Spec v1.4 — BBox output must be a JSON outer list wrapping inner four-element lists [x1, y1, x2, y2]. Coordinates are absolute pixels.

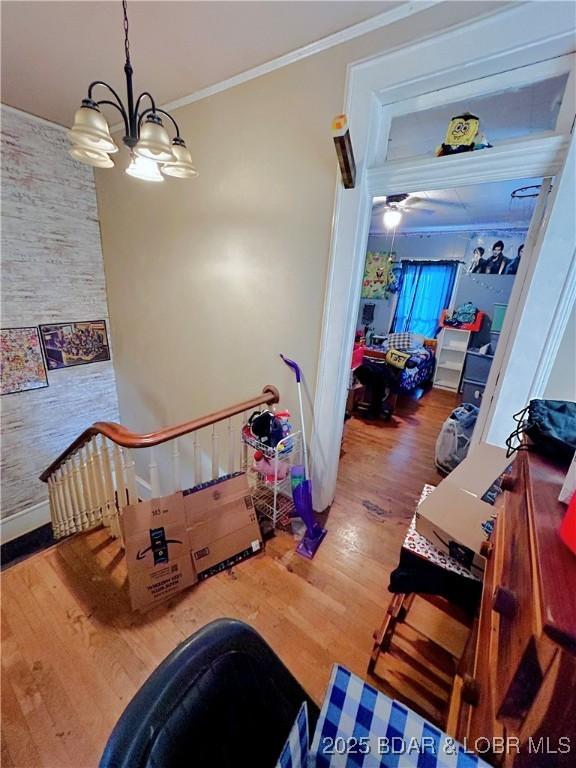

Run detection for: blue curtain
[[391, 262, 457, 336]]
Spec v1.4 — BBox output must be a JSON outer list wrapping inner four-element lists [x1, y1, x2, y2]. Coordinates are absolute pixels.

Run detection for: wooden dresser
[[451, 449, 576, 766]]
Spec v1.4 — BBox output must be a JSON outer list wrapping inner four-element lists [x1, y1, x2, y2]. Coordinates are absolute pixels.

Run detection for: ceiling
[[370, 178, 543, 234], [1, 0, 400, 127]]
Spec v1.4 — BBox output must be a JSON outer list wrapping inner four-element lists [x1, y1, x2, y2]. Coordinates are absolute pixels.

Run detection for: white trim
[[311, 1, 576, 512], [109, 1, 440, 133], [367, 134, 569, 195], [0, 102, 67, 132], [382, 54, 575, 116], [1, 499, 50, 543]]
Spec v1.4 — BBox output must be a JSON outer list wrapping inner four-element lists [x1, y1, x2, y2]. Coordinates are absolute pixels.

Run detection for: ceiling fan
[[372, 193, 462, 229]]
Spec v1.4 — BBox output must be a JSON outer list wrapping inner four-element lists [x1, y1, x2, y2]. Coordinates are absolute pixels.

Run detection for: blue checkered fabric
[[387, 332, 413, 351], [310, 665, 490, 768], [276, 701, 309, 768]]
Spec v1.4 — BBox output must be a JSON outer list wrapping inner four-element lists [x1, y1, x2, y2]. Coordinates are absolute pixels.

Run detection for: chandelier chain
[[123, 0, 131, 65]]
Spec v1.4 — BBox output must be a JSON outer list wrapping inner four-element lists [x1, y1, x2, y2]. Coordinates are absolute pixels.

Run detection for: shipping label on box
[[184, 474, 262, 579], [122, 492, 197, 611]]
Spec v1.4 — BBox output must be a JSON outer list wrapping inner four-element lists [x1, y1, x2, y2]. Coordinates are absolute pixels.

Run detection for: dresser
[[449, 449, 576, 766]]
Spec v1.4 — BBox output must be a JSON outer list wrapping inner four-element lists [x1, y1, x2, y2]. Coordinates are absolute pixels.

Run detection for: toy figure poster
[[1, 327, 49, 395], [361, 251, 398, 299], [40, 320, 110, 370]]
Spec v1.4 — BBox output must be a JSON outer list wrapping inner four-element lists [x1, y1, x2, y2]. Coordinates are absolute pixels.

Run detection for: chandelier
[[68, 0, 197, 182]]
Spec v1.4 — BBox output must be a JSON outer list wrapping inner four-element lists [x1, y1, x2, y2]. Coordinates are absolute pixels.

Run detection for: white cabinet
[[433, 327, 471, 392]]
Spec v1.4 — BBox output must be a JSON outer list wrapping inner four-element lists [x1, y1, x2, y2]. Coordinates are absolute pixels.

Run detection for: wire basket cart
[[241, 426, 302, 529]]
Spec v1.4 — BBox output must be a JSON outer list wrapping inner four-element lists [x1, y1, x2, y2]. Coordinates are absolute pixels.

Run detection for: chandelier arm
[[134, 91, 157, 119], [138, 106, 181, 139], [96, 100, 130, 136], [88, 80, 127, 110]]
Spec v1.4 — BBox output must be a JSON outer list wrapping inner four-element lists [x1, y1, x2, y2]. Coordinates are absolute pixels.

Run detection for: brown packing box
[[415, 443, 514, 573], [122, 492, 198, 611], [184, 474, 262, 579]]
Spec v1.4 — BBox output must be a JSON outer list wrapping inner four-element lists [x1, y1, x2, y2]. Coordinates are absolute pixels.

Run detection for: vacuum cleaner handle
[[280, 354, 301, 383]]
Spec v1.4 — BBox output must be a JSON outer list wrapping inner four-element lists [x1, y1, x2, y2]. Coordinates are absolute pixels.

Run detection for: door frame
[[311, 3, 576, 511]]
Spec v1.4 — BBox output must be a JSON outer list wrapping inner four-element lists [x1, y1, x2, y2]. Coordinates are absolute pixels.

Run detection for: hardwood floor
[[1, 389, 459, 768]]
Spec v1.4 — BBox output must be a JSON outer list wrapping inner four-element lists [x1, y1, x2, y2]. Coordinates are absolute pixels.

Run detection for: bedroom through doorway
[[342, 176, 543, 519]]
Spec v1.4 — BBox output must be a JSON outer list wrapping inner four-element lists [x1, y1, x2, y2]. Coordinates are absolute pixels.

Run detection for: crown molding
[[109, 1, 440, 133]]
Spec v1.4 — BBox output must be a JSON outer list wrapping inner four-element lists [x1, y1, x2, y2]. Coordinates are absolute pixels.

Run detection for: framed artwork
[[1, 326, 49, 395], [39, 320, 111, 370]]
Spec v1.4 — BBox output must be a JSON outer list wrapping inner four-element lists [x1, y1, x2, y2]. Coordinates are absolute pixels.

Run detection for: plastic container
[[463, 350, 493, 384], [461, 378, 485, 404]]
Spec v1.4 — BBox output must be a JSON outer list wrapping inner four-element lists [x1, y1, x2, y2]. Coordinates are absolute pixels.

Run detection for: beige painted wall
[[95, 2, 507, 482]]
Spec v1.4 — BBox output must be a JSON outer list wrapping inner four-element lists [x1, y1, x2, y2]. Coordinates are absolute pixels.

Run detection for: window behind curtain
[[391, 261, 458, 337]]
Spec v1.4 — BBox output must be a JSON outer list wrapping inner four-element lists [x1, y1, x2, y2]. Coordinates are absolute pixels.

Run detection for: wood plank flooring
[[1, 388, 459, 768]]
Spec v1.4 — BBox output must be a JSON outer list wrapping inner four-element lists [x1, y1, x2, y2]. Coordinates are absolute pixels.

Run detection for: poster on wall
[[361, 251, 399, 299], [39, 320, 110, 370], [1, 327, 49, 395]]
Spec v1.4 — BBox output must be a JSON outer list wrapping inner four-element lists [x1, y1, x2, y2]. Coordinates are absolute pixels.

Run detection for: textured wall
[[1, 106, 119, 521]]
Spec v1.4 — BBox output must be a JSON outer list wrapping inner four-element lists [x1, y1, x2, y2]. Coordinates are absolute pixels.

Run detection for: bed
[[358, 332, 436, 394]]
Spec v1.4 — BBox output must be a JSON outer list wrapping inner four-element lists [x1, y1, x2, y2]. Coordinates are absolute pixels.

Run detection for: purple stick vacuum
[[280, 354, 327, 559]]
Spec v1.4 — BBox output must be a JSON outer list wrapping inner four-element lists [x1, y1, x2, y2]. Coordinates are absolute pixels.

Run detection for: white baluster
[[241, 410, 248, 472], [171, 440, 181, 492], [60, 465, 77, 534], [227, 418, 235, 474], [47, 476, 62, 539], [54, 469, 68, 537], [100, 437, 116, 524], [71, 454, 90, 531], [112, 443, 127, 508], [81, 443, 98, 527], [149, 446, 160, 498], [193, 432, 201, 486], [211, 425, 218, 480], [90, 437, 106, 525], [64, 458, 82, 532], [123, 449, 138, 505]]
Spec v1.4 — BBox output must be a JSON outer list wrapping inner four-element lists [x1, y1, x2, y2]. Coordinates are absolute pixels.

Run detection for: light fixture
[[68, 0, 197, 182], [383, 208, 402, 230], [126, 154, 164, 182], [161, 138, 199, 179]]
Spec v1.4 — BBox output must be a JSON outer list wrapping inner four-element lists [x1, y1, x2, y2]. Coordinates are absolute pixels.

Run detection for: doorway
[[344, 178, 542, 506], [311, 12, 575, 511]]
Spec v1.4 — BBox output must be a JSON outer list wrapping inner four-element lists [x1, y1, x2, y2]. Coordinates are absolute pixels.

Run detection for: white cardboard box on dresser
[[415, 443, 513, 574]]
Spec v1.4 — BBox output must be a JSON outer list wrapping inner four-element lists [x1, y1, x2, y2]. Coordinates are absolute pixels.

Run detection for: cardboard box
[[415, 443, 513, 574], [122, 492, 198, 611], [184, 474, 262, 580]]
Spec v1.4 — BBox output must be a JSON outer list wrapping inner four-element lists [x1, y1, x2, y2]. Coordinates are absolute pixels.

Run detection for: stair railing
[[40, 386, 279, 541]]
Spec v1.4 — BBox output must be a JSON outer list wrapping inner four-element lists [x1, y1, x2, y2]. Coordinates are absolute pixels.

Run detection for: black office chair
[[100, 618, 320, 768]]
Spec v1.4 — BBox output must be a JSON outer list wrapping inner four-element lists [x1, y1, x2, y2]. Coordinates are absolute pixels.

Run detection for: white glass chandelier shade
[[161, 139, 199, 179], [126, 154, 164, 182], [68, 104, 118, 154], [383, 208, 402, 230], [69, 144, 115, 168], [134, 115, 175, 162]]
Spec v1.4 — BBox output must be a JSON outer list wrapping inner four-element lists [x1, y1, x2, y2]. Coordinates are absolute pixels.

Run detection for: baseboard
[[1, 499, 51, 543]]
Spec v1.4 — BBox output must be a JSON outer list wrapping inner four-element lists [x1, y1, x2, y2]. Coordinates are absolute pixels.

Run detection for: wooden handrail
[[40, 385, 280, 482]]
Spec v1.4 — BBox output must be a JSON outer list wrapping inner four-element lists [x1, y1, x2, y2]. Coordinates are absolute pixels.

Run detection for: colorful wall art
[[1, 327, 49, 395], [40, 320, 111, 370], [361, 251, 399, 299]]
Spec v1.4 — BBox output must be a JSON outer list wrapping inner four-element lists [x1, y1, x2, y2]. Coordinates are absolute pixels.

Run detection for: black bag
[[506, 399, 576, 462]]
